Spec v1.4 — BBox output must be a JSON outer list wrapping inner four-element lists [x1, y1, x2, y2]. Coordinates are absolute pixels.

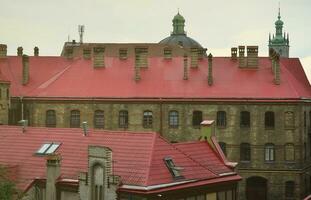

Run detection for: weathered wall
[[0, 83, 10, 124]]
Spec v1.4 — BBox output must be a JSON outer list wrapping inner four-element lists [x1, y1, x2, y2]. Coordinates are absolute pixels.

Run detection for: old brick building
[[0, 12, 310, 199]]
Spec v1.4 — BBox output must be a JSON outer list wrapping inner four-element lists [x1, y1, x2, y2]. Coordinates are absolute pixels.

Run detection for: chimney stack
[[134, 56, 141, 81], [46, 154, 61, 200], [238, 46, 246, 68], [208, 53, 213, 86], [200, 120, 215, 148], [269, 48, 281, 85], [64, 46, 73, 59], [183, 54, 188, 80], [190, 48, 198, 68], [22, 55, 29, 85], [246, 46, 258, 67], [0, 44, 7, 58], [34, 46, 39, 56], [17, 47, 23, 56], [231, 47, 237, 60], [93, 47, 105, 68]]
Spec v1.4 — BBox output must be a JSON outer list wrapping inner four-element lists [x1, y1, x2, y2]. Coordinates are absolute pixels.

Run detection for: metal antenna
[[78, 25, 85, 44]]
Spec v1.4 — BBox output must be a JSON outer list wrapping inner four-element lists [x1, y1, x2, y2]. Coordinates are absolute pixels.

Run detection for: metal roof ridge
[[144, 133, 158, 186]]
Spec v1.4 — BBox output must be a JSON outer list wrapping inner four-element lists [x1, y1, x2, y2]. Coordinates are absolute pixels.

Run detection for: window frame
[[265, 143, 275, 162], [70, 110, 80, 128], [217, 111, 227, 128], [94, 110, 105, 129], [143, 110, 153, 128], [168, 110, 179, 128], [284, 143, 295, 162], [46, 110, 56, 128], [119, 110, 129, 128]]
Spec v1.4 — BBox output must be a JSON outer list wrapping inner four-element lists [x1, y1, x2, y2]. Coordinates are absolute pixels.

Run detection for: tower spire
[[278, 2, 281, 19]]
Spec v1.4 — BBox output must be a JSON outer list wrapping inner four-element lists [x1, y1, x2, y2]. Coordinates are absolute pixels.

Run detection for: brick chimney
[[238, 46, 246, 68], [200, 120, 215, 148], [183, 54, 188, 80], [208, 53, 213, 86], [231, 47, 237, 60], [46, 154, 61, 200], [22, 55, 29, 85], [93, 47, 105, 68], [83, 48, 91, 60], [0, 44, 7, 58], [34, 46, 39, 56], [246, 46, 258, 67], [190, 48, 198, 68], [64, 46, 73, 59], [17, 47, 23, 56]]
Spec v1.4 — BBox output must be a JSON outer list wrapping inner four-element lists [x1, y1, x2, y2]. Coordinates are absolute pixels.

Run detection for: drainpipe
[[20, 96, 24, 120]]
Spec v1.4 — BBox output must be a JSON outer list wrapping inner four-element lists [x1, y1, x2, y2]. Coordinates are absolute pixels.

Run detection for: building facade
[[0, 12, 311, 200]]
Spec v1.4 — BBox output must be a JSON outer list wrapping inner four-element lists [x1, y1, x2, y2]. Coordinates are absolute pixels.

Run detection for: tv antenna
[[78, 25, 85, 44]]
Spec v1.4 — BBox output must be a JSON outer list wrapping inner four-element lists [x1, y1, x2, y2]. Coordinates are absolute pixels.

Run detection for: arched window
[[265, 143, 275, 161], [143, 110, 153, 128], [219, 142, 227, 156], [216, 111, 227, 127], [70, 110, 80, 128], [92, 164, 105, 200], [46, 110, 56, 127], [168, 110, 179, 128], [94, 110, 104, 129], [119, 110, 128, 128], [240, 143, 251, 161], [285, 181, 295, 198], [265, 111, 275, 129], [284, 111, 295, 128], [240, 111, 250, 128], [285, 143, 295, 161], [192, 111, 202, 128]]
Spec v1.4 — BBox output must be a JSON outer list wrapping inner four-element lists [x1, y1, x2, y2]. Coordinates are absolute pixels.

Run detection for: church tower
[[268, 6, 290, 57]]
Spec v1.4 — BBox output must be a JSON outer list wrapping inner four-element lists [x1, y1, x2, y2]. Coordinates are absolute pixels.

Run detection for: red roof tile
[[0, 56, 310, 100], [0, 126, 238, 192]]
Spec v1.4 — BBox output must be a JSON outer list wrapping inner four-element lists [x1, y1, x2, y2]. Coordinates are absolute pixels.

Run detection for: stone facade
[[0, 82, 10, 124], [9, 99, 310, 199]]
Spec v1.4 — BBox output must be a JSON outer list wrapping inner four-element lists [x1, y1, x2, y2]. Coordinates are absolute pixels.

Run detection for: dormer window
[[163, 157, 183, 179], [164, 48, 172, 59], [119, 49, 127, 60], [36, 142, 60, 155]]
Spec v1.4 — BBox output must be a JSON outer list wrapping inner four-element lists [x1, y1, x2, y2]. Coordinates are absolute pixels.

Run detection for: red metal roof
[[0, 56, 310, 100], [0, 126, 237, 192]]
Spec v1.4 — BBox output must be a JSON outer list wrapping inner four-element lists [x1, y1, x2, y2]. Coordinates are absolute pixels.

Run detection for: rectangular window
[[169, 111, 179, 128], [135, 47, 148, 67], [143, 111, 153, 128], [119, 110, 128, 128], [265, 144, 275, 161], [192, 111, 202, 128], [94, 110, 105, 129], [217, 111, 227, 127], [36, 143, 60, 155], [240, 111, 250, 128], [164, 48, 172, 59], [70, 110, 80, 128]]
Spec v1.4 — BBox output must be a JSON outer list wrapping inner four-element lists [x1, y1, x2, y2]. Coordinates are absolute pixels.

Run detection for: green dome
[[173, 13, 185, 22], [275, 19, 283, 26]]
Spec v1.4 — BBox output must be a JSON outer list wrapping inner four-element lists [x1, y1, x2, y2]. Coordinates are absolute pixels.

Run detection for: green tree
[[0, 165, 16, 200]]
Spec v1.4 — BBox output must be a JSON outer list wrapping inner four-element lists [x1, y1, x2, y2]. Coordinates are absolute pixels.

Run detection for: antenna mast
[[78, 25, 85, 44]]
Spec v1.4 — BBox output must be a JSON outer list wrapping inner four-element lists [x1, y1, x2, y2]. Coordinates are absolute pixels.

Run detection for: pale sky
[[1, 0, 311, 81]]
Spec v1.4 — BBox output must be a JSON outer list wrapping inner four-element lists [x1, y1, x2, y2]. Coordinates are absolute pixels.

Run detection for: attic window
[[164, 48, 172, 59], [36, 143, 60, 155], [119, 49, 127, 60], [163, 157, 184, 179]]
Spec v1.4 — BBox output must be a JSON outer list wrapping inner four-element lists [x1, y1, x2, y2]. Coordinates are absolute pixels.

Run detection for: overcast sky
[[1, 0, 311, 81]]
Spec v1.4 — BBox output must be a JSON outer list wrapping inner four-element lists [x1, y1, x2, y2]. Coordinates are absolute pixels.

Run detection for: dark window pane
[[265, 143, 275, 161], [265, 111, 275, 128], [240, 143, 251, 161], [119, 110, 128, 128], [46, 110, 56, 127], [240, 111, 250, 128], [192, 111, 202, 127]]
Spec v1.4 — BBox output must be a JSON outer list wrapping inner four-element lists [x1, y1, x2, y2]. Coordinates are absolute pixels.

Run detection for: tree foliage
[[0, 165, 16, 200]]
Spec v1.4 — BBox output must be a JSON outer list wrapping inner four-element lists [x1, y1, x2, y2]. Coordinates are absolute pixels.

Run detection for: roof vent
[[18, 119, 28, 133], [81, 121, 88, 136]]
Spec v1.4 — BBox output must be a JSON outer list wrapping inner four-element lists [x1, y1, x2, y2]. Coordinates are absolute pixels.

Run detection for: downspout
[[20, 96, 24, 120]]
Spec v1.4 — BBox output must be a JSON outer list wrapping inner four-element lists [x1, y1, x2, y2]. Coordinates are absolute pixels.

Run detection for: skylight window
[[163, 157, 184, 179], [36, 143, 60, 155]]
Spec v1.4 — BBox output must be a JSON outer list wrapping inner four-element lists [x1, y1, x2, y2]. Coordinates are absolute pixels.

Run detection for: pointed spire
[[278, 2, 281, 20]]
